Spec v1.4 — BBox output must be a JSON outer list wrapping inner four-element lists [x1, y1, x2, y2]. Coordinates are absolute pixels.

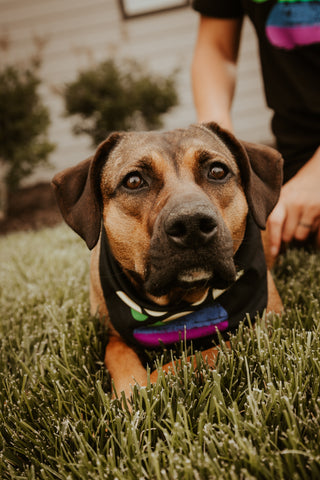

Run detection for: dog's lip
[[177, 269, 212, 283]]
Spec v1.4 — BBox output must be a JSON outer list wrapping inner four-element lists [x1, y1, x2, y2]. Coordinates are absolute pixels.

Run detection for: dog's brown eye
[[208, 162, 229, 181], [123, 173, 144, 190]]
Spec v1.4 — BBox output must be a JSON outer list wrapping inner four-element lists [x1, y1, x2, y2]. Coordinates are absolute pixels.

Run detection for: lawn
[[0, 225, 320, 479]]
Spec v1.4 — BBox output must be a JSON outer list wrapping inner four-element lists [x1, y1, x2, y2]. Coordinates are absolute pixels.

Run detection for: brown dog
[[52, 122, 283, 398]]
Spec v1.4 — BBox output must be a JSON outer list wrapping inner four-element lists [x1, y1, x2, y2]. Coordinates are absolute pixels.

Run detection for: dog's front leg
[[149, 341, 231, 383], [105, 334, 148, 399]]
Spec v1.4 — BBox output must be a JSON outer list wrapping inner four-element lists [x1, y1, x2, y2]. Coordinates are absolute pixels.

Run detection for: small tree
[[63, 58, 179, 146], [0, 63, 55, 191]]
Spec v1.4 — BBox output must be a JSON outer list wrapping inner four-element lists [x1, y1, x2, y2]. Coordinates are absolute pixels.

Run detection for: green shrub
[[0, 63, 55, 189], [63, 58, 179, 146]]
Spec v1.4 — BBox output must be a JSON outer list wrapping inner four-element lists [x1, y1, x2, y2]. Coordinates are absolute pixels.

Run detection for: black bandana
[[99, 214, 267, 349]]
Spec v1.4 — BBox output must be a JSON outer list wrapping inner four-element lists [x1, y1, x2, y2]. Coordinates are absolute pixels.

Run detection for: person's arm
[[191, 15, 243, 130]]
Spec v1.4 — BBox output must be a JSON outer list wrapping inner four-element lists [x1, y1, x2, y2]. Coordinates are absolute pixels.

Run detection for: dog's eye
[[123, 172, 145, 190], [208, 162, 229, 181]]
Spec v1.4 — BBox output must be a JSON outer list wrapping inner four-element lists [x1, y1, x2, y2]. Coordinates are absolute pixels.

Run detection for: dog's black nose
[[165, 209, 217, 248]]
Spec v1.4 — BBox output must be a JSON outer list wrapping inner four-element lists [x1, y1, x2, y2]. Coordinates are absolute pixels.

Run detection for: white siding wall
[[0, 0, 273, 184]]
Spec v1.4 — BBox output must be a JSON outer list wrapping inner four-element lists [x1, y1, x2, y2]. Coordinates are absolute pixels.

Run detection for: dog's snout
[[165, 209, 217, 248]]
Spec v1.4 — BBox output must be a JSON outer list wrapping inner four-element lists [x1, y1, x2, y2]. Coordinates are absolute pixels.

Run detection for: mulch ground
[[0, 182, 63, 235]]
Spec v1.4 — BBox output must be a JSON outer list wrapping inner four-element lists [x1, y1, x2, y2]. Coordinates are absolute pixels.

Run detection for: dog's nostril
[[167, 220, 187, 238], [199, 217, 216, 234]]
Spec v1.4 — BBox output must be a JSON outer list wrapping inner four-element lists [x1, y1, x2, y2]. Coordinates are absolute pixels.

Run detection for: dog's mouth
[[172, 268, 214, 293], [143, 250, 237, 297]]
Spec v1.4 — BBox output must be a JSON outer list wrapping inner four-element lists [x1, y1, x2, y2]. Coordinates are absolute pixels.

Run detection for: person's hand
[[267, 147, 320, 258]]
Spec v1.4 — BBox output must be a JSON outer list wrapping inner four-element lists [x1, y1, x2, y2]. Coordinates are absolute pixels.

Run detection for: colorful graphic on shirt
[[257, 0, 320, 50]]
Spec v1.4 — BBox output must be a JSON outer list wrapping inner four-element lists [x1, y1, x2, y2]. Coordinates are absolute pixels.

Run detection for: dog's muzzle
[[144, 196, 237, 296]]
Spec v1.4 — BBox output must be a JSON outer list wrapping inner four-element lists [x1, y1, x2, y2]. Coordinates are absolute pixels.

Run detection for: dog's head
[[52, 123, 283, 299]]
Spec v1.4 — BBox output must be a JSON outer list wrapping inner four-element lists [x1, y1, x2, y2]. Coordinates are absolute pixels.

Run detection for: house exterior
[[0, 0, 273, 184]]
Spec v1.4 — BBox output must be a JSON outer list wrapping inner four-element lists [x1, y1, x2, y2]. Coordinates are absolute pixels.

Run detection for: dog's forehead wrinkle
[[119, 129, 202, 161], [118, 130, 178, 153], [107, 140, 182, 182], [183, 145, 236, 166], [190, 124, 234, 153], [194, 138, 232, 159]]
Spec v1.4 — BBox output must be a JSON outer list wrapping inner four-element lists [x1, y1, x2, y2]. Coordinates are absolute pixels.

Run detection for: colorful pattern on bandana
[[132, 304, 229, 347], [252, 0, 320, 50], [114, 288, 230, 347]]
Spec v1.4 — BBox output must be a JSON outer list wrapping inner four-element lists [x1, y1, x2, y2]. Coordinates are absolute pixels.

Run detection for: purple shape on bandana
[[134, 320, 229, 348], [133, 303, 229, 347]]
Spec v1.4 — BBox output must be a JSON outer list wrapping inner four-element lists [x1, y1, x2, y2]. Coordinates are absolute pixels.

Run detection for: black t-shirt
[[192, 0, 320, 182], [99, 214, 267, 350]]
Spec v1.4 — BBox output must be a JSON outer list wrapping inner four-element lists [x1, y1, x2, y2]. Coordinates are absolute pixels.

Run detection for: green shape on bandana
[[131, 308, 148, 321]]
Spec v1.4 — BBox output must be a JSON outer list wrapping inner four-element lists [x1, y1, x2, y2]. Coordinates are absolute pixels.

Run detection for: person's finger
[[267, 201, 287, 257], [281, 206, 301, 243], [294, 219, 314, 241]]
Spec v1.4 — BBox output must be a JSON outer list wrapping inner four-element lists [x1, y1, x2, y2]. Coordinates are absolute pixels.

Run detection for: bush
[[0, 63, 55, 190], [63, 58, 179, 146]]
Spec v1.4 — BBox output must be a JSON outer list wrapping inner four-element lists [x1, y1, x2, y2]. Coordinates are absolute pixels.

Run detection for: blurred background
[[0, 0, 273, 230]]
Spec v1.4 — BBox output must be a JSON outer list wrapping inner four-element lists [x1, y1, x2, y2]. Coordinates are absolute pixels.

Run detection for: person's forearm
[[191, 16, 242, 131], [192, 41, 236, 129]]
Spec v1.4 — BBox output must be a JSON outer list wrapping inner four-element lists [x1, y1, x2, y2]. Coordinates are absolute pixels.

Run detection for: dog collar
[[99, 214, 268, 348]]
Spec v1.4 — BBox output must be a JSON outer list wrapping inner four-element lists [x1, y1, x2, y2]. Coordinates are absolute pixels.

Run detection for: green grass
[[1, 225, 320, 479]]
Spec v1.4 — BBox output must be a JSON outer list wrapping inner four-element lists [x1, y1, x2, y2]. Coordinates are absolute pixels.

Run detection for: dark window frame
[[118, 0, 190, 19]]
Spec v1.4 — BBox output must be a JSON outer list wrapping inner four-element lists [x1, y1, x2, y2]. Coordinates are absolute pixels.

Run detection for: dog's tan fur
[[53, 123, 283, 399]]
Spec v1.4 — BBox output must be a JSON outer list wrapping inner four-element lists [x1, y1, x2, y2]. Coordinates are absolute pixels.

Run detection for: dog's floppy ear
[[52, 132, 122, 249], [239, 139, 283, 229], [202, 122, 283, 229]]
